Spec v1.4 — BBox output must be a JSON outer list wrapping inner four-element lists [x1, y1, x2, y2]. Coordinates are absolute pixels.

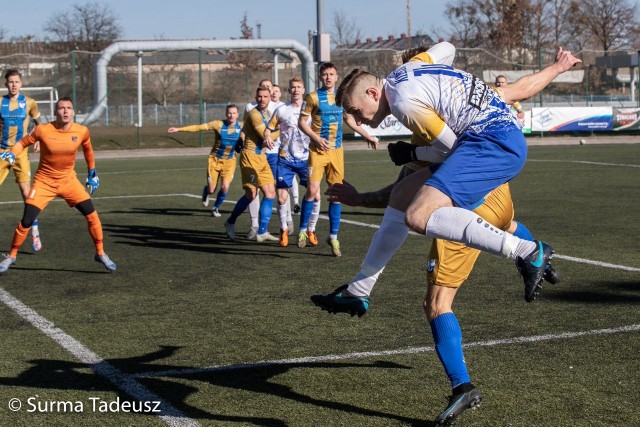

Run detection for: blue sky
[[13, 0, 448, 45]]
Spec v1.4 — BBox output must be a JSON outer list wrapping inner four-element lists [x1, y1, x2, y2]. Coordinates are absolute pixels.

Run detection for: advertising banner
[[356, 115, 412, 138], [531, 107, 612, 131], [612, 107, 640, 131]]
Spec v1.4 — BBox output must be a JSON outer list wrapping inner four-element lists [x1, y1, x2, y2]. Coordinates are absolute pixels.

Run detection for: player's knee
[[405, 206, 428, 234]]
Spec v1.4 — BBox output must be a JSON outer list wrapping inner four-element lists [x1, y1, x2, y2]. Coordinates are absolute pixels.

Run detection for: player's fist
[[86, 169, 100, 195], [387, 141, 417, 166], [0, 151, 15, 165]]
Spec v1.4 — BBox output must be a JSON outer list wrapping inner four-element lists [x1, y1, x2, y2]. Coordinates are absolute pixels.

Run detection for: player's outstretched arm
[[502, 47, 582, 104], [344, 113, 378, 150]]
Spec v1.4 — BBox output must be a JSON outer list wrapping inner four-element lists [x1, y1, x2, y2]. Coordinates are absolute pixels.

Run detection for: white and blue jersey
[[384, 62, 527, 210], [268, 102, 311, 188]]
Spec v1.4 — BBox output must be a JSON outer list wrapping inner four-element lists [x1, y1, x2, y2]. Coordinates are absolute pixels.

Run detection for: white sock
[[278, 203, 288, 231], [248, 195, 260, 229], [347, 207, 409, 297], [425, 207, 536, 259], [308, 199, 321, 231], [291, 178, 299, 205], [286, 196, 293, 223]]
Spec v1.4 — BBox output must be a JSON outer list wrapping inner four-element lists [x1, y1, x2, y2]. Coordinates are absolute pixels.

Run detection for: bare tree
[[577, 0, 639, 52], [0, 26, 7, 41], [44, 1, 122, 108], [331, 10, 363, 47]]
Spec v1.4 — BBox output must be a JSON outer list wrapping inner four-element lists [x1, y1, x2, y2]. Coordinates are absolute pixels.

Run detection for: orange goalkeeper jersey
[[13, 122, 95, 181]]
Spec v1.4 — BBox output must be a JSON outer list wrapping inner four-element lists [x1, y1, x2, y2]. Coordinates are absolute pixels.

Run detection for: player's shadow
[[102, 223, 292, 258], [546, 280, 640, 304], [108, 207, 206, 217], [0, 345, 433, 426]]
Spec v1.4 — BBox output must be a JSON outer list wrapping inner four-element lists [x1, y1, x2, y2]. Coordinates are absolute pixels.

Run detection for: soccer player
[[168, 104, 243, 217], [311, 46, 578, 424], [264, 77, 321, 247], [297, 62, 378, 256], [495, 75, 525, 122], [224, 86, 279, 243], [0, 97, 116, 273], [1, 69, 44, 252]]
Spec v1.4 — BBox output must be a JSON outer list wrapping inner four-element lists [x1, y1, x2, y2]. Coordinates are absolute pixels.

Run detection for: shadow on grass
[[108, 207, 205, 217], [102, 223, 335, 259], [0, 345, 433, 426], [546, 280, 640, 304]]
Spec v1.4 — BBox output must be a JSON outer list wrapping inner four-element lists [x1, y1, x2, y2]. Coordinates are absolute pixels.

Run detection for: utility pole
[[407, 0, 411, 49]]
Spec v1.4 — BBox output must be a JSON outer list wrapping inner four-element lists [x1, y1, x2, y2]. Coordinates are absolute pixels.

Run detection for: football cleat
[[246, 228, 258, 241], [0, 255, 16, 273], [32, 235, 42, 252], [279, 229, 289, 247], [544, 262, 560, 285], [307, 231, 318, 246], [224, 220, 236, 241], [297, 231, 308, 248], [328, 237, 341, 257], [211, 208, 221, 218], [435, 386, 482, 426], [256, 232, 278, 243], [94, 253, 116, 271], [201, 185, 210, 207], [311, 284, 369, 317], [516, 240, 554, 302], [293, 204, 301, 214]]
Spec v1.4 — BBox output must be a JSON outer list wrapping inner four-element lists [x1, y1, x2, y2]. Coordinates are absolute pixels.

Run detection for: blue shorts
[[266, 153, 278, 178], [427, 129, 527, 210], [276, 158, 308, 189]]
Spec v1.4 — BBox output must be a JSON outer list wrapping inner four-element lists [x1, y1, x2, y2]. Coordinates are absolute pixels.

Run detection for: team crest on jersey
[[18, 101, 26, 109], [71, 136, 78, 142], [427, 258, 436, 273]]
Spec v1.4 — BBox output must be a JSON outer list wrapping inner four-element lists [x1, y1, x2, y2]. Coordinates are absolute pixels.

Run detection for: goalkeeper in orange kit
[[0, 97, 116, 273]]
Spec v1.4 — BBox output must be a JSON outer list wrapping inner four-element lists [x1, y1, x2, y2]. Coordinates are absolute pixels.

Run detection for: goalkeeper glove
[[387, 141, 417, 166], [0, 151, 16, 165], [86, 169, 100, 195]]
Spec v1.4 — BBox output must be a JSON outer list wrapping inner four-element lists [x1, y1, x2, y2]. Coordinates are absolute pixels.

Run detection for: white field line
[[528, 159, 640, 168], [134, 323, 640, 379], [0, 288, 199, 427]]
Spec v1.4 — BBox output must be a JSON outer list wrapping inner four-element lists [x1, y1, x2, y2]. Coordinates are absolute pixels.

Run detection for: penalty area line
[[134, 323, 640, 379], [0, 288, 199, 427]]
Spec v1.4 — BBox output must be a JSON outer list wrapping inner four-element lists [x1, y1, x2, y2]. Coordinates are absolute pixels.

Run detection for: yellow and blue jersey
[[175, 120, 242, 159], [301, 88, 343, 149], [0, 94, 40, 149], [242, 107, 278, 155]]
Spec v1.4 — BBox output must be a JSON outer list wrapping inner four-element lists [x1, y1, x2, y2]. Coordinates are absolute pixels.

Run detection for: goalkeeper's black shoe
[[387, 140, 417, 165], [516, 240, 554, 302], [544, 262, 561, 285], [311, 284, 369, 317], [435, 385, 482, 426]]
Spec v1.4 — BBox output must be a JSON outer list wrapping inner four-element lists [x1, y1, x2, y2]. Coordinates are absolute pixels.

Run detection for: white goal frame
[[0, 86, 59, 122]]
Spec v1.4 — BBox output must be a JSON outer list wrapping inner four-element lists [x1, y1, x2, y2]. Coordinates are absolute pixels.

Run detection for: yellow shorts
[[26, 174, 91, 211], [239, 151, 274, 190], [207, 155, 236, 184], [307, 146, 344, 186], [427, 182, 515, 288], [0, 148, 31, 185]]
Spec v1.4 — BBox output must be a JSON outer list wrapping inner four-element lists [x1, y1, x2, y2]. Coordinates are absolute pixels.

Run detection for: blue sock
[[227, 195, 251, 224], [257, 197, 275, 235], [213, 191, 227, 209], [512, 221, 534, 241], [299, 198, 314, 230], [328, 202, 341, 237], [430, 312, 471, 389]]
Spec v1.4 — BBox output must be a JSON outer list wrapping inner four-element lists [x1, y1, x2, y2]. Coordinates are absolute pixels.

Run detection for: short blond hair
[[336, 69, 378, 108]]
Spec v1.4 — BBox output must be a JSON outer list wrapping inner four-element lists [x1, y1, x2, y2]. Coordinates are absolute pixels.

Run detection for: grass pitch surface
[[0, 143, 638, 426]]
